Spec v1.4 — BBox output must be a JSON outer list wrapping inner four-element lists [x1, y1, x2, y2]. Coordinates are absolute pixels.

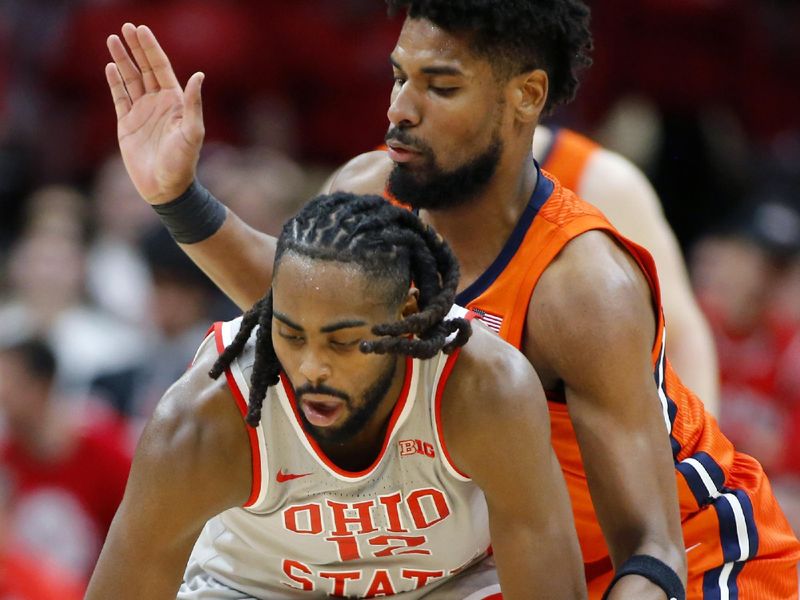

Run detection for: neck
[[421, 152, 538, 292]]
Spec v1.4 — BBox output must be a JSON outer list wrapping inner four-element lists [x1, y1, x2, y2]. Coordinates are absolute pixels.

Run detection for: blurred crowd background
[[0, 0, 799, 595]]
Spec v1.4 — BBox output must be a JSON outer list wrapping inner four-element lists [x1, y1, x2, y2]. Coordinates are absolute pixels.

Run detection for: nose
[[298, 350, 331, 386], [387, 82, 421, 129]]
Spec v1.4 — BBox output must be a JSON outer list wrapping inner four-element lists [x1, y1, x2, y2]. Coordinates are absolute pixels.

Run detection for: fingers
[[182, 72, 206, 145], [106, 32, 145, 101], [136, 25, 181, 91], [105, 63, 132, 120], [121, 22, 159, 93]]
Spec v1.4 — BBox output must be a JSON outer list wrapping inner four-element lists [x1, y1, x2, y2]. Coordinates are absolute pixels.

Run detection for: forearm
[[492, 519, 586, 599], [177, 210, 276, 309], [86, 527, 191, 600], [569, 401, 686, 595]]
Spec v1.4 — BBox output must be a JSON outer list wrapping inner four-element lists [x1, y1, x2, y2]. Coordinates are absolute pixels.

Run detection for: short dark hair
[[210, 192, 472, 427], [387, 0, 593, 113], [1, 338, 57, 382]]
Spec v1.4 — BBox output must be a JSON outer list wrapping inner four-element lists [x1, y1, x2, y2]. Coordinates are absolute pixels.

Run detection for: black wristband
[[601, 555, 685, 600], [152, 180, 227, 244]]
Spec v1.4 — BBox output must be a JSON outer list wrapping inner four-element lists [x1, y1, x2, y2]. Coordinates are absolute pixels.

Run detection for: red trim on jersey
[[279, 355, 414, 479], [188, 325, 217, 368], [434, 311, 477, 480], [213, 322, 262, 508]]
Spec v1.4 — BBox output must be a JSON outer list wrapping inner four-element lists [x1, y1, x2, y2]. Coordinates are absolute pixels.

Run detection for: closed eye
[[330, 339, 361, 350], [430, 86, 458, 97], [279, 332, 304, 343]]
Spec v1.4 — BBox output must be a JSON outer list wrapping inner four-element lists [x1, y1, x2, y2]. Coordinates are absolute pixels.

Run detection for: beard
[[386, 127, 503, 210], [295, 357, 398, 445]]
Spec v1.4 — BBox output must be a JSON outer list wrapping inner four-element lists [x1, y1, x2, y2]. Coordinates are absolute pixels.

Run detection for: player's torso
[[187, 312, 490, 598], [456, 162, 760, 563]]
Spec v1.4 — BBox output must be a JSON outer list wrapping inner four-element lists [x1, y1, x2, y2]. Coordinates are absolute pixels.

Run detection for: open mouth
[[301, 397, 346, 427]]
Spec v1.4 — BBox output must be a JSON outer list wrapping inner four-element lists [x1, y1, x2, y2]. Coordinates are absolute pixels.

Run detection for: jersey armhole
[[212, 321, 265, 508], [433, 310, 476, 481]]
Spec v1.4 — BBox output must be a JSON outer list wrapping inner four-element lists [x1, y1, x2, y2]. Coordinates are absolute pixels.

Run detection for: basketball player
[[85, 193, 586, 599], [103, 1, 800, 598]]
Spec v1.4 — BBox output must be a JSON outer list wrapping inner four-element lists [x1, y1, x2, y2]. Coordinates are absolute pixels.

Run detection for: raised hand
[[105, 23, 205, 205]]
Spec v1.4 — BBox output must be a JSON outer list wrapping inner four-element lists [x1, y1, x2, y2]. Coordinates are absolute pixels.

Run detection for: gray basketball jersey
[[183, 306, 491, 598]]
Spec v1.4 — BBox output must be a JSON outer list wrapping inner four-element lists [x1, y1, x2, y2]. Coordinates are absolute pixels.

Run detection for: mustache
[[295, 383, 351, 403], [384, 127, 431, 154]]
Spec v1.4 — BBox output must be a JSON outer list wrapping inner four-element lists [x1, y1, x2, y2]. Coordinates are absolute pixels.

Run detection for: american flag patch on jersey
[[470, 307, 504, 333]]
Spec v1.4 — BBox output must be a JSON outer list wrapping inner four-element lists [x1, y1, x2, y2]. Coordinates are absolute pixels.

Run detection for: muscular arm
[[85, 340, 252, 599], [579, 150, 719, 414], [527, 232, 687, 599], [443, 327, 587, 599]]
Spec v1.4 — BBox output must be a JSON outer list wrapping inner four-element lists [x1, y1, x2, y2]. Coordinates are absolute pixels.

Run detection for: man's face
[[271, 253, 405, 444], [385, 18, 509, 209]]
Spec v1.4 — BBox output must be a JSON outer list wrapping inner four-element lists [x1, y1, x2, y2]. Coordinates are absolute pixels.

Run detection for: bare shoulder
[[441, 323, 547, 433], [528, 231, 656, 376], [534, 231, 652, 324], [439, 321, 555, 487], [325, 150, 393, 195], [135, 334, 252, 511]]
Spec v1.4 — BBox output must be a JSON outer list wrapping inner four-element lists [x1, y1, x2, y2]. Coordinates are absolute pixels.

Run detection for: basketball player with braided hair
[[87, 193, 586, 599]]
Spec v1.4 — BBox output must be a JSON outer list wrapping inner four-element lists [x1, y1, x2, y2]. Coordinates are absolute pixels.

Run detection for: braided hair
[[209, 192, 472, 427]]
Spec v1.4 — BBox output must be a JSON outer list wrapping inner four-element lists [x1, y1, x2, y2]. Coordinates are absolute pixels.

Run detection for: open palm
[[106, 24, 205, 205]]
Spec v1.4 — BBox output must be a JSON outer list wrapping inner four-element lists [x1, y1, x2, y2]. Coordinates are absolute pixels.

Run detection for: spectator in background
[[86, 154, 158, 326], [92, 226, 229, 436], [691, 200, 800, 535], [0, 468, 84, 600], [201, 145, 315, 237], [0, 185, 146, 396], [0, 339, 131, 585], [767, 219, 800, 537]]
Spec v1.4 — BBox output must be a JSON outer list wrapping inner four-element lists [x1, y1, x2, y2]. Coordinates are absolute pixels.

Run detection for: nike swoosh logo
[[276, 469, 312, 483], [685, 542, 702, 554]]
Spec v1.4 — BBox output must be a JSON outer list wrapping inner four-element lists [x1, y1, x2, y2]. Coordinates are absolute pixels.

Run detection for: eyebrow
[[273, 312, 367, 334], [390, 56, 464, 77]]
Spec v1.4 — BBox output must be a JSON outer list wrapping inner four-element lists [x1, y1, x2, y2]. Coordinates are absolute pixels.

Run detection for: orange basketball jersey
[[453, 167, 800, 599], [539, 126, 600, 192]]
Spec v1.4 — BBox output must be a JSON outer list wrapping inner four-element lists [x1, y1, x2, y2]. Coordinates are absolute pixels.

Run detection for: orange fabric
[[540, 128, 600, 192], [463, 171, 800, 598]]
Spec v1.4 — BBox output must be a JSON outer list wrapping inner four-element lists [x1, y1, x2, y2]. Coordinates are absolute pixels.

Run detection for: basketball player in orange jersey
[[86, 193, 586, 599], [103, 2, 800, 598]]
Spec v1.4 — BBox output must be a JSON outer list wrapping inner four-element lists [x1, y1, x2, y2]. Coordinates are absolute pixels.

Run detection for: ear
[[510, 68, 548, 124], [400, 287, 420, 318]]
